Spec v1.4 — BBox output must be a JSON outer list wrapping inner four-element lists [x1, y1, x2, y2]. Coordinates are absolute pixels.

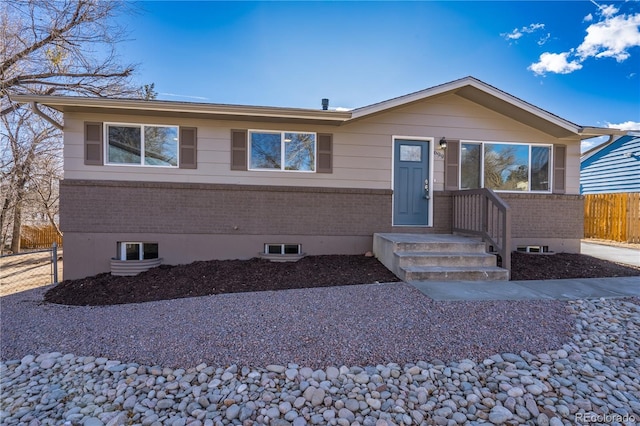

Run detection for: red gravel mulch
[[44, 252, 640, 306]]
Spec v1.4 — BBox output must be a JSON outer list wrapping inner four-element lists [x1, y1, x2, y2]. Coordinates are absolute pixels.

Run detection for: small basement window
[[117, 242, 159, 261], [265, 243, 302, 255], [516, 245, 550, 253]]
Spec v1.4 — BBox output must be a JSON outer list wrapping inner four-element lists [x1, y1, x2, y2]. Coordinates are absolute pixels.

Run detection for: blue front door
[[393, 140, 430, 226]]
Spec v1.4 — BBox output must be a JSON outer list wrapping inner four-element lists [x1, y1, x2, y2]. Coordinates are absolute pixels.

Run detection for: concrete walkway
[[581, 241, 640, 267], [409, 241, 639, 301], [409, 276, 639, 301]]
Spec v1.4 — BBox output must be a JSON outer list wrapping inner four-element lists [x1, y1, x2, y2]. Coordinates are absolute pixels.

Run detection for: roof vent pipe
[[321, 98, 329, 110]]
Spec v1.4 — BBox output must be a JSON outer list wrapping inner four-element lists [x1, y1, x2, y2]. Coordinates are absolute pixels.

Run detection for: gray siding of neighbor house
[[59, 92, 584, 279], [581, 135, 640, 194]]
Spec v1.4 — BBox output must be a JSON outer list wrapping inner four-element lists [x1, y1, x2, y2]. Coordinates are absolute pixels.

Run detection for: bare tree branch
[[0, 0, 144, 252]]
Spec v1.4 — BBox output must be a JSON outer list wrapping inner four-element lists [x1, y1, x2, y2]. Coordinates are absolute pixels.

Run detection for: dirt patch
[[43, 252, 640, 306], [0, 250, 63, 297]]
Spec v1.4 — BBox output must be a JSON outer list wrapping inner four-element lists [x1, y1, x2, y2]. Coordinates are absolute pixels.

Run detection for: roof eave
[[10, 95, 353, 124], [350, 77, 583, 137], [579, 126, 627, 139]]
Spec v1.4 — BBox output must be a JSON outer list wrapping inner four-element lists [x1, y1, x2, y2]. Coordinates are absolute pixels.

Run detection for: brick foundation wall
[[500, 193, 584, 239], [60, 180, 395, 236]]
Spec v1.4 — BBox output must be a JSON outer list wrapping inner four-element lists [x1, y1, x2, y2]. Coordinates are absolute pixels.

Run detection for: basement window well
[[261, 244, 304, 262], [111, 242, 162, 276]]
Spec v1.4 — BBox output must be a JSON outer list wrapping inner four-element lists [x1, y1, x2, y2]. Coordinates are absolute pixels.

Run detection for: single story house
[[15, 77, 621, 279], [581, 134, 640, 194]]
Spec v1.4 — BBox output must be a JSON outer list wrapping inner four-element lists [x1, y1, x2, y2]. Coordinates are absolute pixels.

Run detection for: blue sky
[[119, 1, 640, 151]]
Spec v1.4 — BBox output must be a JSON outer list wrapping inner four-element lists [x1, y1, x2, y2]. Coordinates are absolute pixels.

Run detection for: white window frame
[[105, 122, 180, 168], [117, 242, 159, 261], [459, 140, 553, 193], [248, 129, 317, 172]]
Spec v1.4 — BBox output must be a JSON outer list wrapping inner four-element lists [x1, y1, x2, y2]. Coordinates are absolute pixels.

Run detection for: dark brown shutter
[[553, 144, 566, 194], [84, 122, 103, 165], [317, 133, 333, 173], [179, 127, 197, 169], [444, 139, 460, 190], [231, 129, 248, 170]]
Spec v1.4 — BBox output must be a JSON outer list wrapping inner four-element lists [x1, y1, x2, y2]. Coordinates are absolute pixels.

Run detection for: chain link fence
[[0, 243, 61, 297]]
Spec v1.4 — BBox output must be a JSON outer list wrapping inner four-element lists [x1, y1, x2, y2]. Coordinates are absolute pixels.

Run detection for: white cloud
[[501, 23, 545, 41], [607, 120, 640, 131], [160, 92, 209, 101], [503, 28, 523, 40], [599, 4, 619, 18], [537, 33, 551, 46], [528, 4, 640, 75], [333, 107, 352, 112], [576, 13, 640, 62], [528, 52, 583, 75]]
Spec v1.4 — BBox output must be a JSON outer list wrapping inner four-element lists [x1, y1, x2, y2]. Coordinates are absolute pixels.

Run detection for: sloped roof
[[12, 76, 621, 138]]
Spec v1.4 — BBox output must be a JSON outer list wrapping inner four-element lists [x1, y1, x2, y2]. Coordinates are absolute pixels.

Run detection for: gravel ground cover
[[1, 283, 572, 368], [2, 251, 639, 425], [1, 297, 638, 425]]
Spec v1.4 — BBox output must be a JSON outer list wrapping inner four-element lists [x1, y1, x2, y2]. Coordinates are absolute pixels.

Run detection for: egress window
[[106, 124, 178, 167], [460, 142, 551, 192], [116, 242, 159, 261], [249, 131, 316, 172]]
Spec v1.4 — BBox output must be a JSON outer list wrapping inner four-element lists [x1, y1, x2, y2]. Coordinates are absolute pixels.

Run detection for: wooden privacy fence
[[20, 225, 63, 249], [584, 192, 640, 243]]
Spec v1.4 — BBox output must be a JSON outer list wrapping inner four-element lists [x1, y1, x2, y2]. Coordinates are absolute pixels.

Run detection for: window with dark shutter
[[179, 127, 197, 169], [553, 144, 566, 194], [84, 122, 103, 165], [444, 139, 460, 190], [317, 133, 333, 173], [231, 129, 248, 170]]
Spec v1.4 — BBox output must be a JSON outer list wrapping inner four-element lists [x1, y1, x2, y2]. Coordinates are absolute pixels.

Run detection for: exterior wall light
[[439, 137, 447, 149]]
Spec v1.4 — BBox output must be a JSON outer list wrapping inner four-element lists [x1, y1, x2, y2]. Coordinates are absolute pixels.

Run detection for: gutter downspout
[[30, 102, 63, 130]]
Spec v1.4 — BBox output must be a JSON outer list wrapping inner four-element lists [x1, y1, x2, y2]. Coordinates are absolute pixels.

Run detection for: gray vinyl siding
[[62, 93, 582, 194]]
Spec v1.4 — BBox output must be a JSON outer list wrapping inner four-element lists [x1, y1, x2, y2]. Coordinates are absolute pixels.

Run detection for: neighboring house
[[581, 134, 640, 194], [15, 77, 620, 279]]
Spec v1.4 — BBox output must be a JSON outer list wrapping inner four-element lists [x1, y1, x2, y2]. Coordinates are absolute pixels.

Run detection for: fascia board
[[579, 126, 627, 138], [349, 78, 466, 119], [350, 77, 583, 136], [11, 95, 352, 122]]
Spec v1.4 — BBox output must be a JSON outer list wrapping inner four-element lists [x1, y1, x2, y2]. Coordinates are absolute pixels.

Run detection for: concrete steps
[[373, 233, 509, 281]]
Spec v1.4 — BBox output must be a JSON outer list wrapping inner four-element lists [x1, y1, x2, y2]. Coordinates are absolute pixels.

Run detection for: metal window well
[[110, 257, 163, 276]]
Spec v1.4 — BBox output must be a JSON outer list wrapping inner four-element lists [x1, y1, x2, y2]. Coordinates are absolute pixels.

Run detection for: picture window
[[249, 131, 316, 172], [106, 123, 178, 167], [460, 141, 551, 192]]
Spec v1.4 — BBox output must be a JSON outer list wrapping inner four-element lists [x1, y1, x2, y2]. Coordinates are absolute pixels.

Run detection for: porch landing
[[373, 233, 509, 281]]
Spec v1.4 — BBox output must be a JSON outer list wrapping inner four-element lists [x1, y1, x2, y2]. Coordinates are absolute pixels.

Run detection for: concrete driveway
[[581, 241, 640, 267]]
